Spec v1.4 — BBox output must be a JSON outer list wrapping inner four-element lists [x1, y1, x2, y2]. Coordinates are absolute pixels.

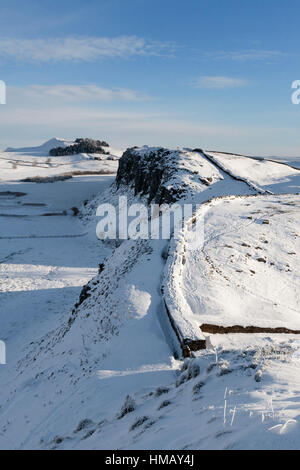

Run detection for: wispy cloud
[[8, 84, 152, 104], [192, 76, 248, 89], [0, 36, 175, 62], [205, 49, 288, 62]]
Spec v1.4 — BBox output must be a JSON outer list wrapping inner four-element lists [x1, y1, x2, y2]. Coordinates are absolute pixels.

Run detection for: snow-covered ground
[[0, 142, 300, 449]]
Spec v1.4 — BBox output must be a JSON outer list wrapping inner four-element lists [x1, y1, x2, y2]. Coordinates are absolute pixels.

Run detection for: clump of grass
[[158, 400, 171, 410], [118, 395, 136, 419], [129, 416, 148, 431], [176, 359, 200, 386], [193, 381, 205, 396], [74, 418, 94, 433], [155, 386, 169, 397]]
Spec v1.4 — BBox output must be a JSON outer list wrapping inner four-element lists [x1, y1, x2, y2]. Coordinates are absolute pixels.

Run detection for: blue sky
[[0, 0, 300, 155]]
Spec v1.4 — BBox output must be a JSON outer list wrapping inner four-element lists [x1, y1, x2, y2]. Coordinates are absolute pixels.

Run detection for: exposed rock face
[[116, 147, 186, 204]]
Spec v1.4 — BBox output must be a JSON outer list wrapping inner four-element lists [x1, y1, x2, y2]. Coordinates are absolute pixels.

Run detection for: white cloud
[[8, 84, 152, 104], [192, 76, 248, 89], [0, 36, 174, 62], [206, 49, 287, 62]]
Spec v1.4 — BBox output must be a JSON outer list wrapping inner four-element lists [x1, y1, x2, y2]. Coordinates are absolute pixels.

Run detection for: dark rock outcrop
[[116, 147, 186, 204]]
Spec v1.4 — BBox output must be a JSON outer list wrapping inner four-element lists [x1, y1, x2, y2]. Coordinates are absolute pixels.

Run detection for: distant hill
[[5, 138, 71, 154]]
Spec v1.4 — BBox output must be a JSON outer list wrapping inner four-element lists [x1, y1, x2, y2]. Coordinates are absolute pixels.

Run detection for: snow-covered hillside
[[0, 139, 122, 182], [205, 151, 300, 194], [166, 194, 300, 335], [0, 143, 300, 449]]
